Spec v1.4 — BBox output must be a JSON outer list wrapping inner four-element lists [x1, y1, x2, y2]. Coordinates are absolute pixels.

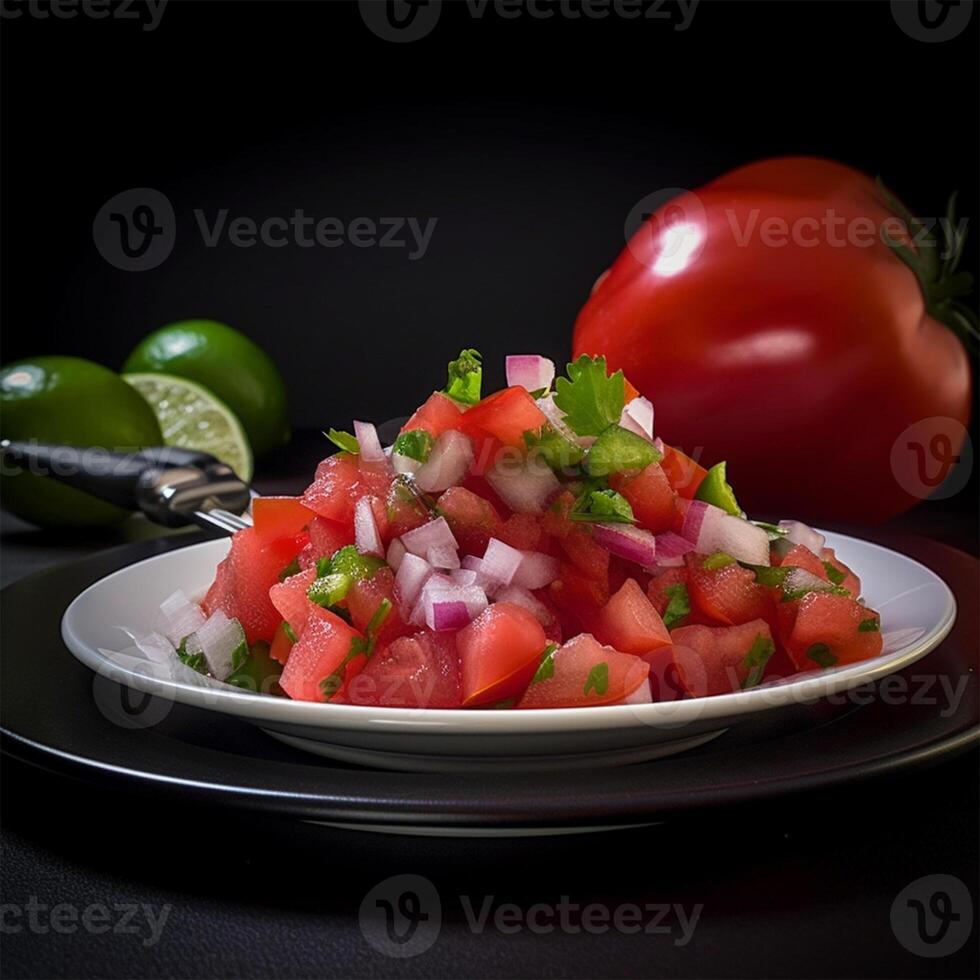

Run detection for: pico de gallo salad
[[145, 350, 883, 709]]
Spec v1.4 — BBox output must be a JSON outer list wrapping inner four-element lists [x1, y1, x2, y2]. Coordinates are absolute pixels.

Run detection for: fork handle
[[0, 440, 225, 514]]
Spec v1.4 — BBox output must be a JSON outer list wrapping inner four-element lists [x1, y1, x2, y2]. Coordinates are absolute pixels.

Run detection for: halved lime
[[123, 372, 254, 482]]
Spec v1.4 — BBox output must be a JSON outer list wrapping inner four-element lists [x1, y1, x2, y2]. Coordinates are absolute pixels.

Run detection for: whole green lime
[[0, 356, 164, 527], [123, 320, 289, 456]]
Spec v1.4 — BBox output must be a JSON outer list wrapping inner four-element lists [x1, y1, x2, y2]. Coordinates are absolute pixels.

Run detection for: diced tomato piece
[[496, 512, 545, 552], [269, 621, 295, 665], [541, 494, 610, 585], [206, 528, 301, 644], [369, 496, 391, 545], [624, 377, 641, 402], [466, 432, 508, 478], [343, 632, 462, 708], [436, 486, 502, 555], [609, 463, 678, 533], [659, 445, 709, 499], [400, 391, 464, 438], [306, 516, 354, 563], [385, 480, 431, 539], [643, 646, 689, 702], [303, 454, 390, 527], [685, 552, 774, 627], [773, 543, 827, 578], [279, 609, 363, 702], [785, 592, 882, 670], [669, 619, 775, 697], [462, 386, 547, 448], [593, 579, 671, 655], [269, 567, 318, 636], [608, 555, 650, 596], [647, 566, 690, 624], [346, 568, 412, 647], [548, 562, 607, 637], [457, 602, 548, 706], [202, 556, 235, 620], [252, 496, 315, 543], [820, 547, 862, 598], [517, 634, 649, 708]]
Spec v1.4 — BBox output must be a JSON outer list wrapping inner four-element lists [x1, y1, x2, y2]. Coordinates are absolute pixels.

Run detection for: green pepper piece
[[585, 424, 661, 477], [695, 461, 741, 516], [226, 641, 283, 695]]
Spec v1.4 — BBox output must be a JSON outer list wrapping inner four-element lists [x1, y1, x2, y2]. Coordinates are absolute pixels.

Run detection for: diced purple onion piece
[[592, 523, 658, 566], [618, 396, 654, 442], [511, 551, 560, 590], [481, 537, 524, 586], [505, 354, 556, 392], [428, 601, 470, 632], [353, 420, 386, 464], [401, 516, 459, 557], [426, 544, 461, 570], [395, 552, 433, 608], [652, 532, 697, 567], [495, 585, 554, 626], [386, 537, 407, 572]]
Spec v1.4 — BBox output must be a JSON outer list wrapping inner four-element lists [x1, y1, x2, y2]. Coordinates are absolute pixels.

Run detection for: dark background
[[1, 0, 977, 432], [1, 3, 978, 979]]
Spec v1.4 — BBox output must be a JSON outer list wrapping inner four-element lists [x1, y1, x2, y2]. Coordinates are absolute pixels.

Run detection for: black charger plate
[[2, 533, 977, 833]]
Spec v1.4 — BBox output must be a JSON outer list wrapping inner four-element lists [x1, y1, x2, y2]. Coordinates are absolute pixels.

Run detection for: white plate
[[61, 532, 956, 772]]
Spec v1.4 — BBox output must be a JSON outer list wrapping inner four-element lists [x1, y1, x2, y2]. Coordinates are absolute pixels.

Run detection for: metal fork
[[0, 440, 254, 537]]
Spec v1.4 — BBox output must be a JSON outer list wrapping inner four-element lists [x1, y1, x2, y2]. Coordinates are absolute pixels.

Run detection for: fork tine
[[190, 510, 245, 537], [209, 507, 253, 530]]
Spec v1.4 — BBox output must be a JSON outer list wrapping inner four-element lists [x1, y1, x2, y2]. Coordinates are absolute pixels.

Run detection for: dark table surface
[[2, 432, 977, 980]]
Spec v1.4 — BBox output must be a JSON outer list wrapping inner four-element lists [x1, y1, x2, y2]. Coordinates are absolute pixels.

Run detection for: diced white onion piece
[[622, 680, 652, 704], [449, 568, 479, 587], [652, 532, 697, 567], [190, 610, 246, 681], [424, 585, 488, 629], [512, 551, 560, 590], [592, 523, 658, 566], [395, 552, 433, 608], [392, 452, 422, 477], [777, 519, 826, 555], [537, 393, 594, 449], [505, 354, 555, 392], [460, 555, 499, 595], [783, 567, 832, 595], [415, 431, 474, 493], [698, 509, 770, 565], [354, 496, 384, 557], [353, 420, 386, 464], [401, 516, 458, 557], [486, 456, 561, 515], [427, 544, 461, 570], [118, 628, 176, 665], [618, 395, 654, 442], [481, 538, 524, 587], [495, 585, 554, 626], [653, 436, 666, 456], [386, 537, 407, 572], [154, 589, 205, 647]]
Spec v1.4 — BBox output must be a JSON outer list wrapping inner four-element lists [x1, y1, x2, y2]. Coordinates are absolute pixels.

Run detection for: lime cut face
[[124, 372, 254, 482]]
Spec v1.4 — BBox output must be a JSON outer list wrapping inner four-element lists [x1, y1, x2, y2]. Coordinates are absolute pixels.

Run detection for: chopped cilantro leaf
[[531, 643, 558, 684], [553, 355, 626, 437], [739, 562, 791, 588], [524, 425, 585, 472], [586, 424, 661, 477], [753, 521, 788, 541], [703, 552, 736, 571], [282, 621, 297, 643], [583, 662, 610, 697], [570, 488, 635, 524], [528, 387, 549, 399], [740, 633, 775, 689], [822, 560, 846, 586], [662, 583, 691, 629], [176, 636, 206, 673], [230, 639, 248, 673], [444, 348, 483, 405], [806, 643, 838, 668], [324, 428, 359, 454], [858, 616, 880, 633], [393, 430, 434, 463]]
